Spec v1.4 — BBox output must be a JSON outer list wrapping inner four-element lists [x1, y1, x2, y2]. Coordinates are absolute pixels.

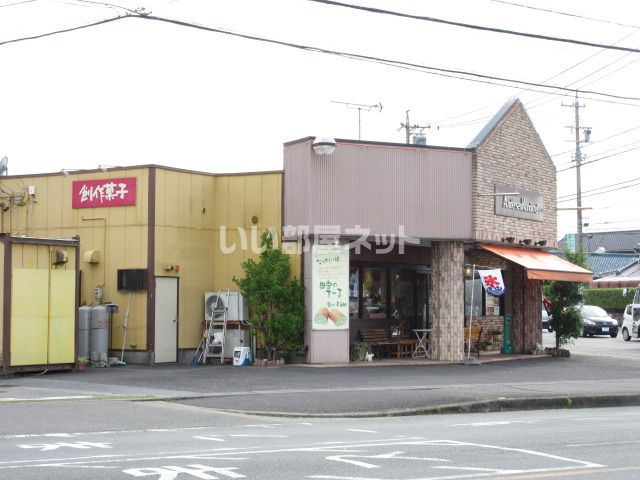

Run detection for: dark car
[[542, 308, 553, 332], [580, 305, 618, 338]]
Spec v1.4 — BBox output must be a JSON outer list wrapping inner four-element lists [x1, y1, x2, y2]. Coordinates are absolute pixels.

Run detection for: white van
[[621, 304, 640, 341]]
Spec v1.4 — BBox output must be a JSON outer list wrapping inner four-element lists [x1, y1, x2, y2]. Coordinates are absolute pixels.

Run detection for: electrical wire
[[306, 0, 640, 54], [0, 15, 123, 46], [557, 180, 640, 203], [3, 11, 640, 109], [0, 0, 38, 7], [557, 145, 640, 172], [558, 176, 640, 200], [489, 0, 640, 30], [555, 139, 640, 168], [551, 124, 640, 158]]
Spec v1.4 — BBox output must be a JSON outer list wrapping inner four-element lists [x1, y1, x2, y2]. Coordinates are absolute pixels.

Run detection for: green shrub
[[583, 288, 635, 312]]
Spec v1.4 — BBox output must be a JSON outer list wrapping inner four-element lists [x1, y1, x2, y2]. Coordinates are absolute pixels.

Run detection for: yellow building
[[0, 165, 285, 364]]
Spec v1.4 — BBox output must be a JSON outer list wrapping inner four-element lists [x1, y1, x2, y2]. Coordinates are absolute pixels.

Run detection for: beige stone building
[[284, 98, 592, 364]]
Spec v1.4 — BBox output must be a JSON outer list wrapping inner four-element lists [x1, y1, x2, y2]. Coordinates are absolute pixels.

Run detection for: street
[[1, 405, 640, 479], [1, 332, 640, 479]]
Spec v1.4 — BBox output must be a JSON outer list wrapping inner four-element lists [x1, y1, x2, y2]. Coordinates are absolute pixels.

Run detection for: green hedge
[[583, 288, 636, 311]]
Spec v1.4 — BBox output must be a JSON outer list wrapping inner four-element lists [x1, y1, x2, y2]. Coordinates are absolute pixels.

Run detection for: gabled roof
[[617, 260, 640, 278], [467, 98, 520, 149], [558, 230, 640, 253], [585, 252, 637, 278]]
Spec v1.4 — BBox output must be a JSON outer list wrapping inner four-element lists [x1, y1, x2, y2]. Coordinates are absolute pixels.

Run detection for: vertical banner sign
[[72, 177, 137, 209], [478, 269, 506, 297], [312, 244, 349, 330]]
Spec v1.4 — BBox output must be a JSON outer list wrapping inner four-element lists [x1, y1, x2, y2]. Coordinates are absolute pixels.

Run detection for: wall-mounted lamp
[[502, 236, 515, 243], [464, 265, 473, 277], [312, 136, 336, 156], [535, 240, 547, 247], [519, 239, 532, 246]]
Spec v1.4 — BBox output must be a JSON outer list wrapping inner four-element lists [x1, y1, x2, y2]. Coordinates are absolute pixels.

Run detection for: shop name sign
[[494, 184, 543, 222], [72, 177, 137, 209]]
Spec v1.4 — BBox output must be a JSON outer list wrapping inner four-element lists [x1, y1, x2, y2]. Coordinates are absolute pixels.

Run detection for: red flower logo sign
[[479, 270, 505, 297], [484, 275, 499, 289]]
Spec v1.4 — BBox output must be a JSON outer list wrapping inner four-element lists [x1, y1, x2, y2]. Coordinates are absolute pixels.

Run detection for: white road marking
[[18, 442, 112, 452], [229, 434, 288, 438], [0, 396, 95, 402], [194, 436, 226, 442], [567, 440, 640, 447], [346, 429, 377, 433], [448, 420, 541, 427]]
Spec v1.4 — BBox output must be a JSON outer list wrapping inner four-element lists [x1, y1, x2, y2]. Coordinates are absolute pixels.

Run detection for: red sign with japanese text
[[72, 177, 137, 209]]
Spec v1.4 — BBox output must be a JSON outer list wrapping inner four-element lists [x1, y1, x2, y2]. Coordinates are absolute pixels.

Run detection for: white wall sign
[[312, 244, 349, 331]]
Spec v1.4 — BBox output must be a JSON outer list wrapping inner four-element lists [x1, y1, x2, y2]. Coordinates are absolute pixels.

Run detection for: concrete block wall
[[431, 241, 465, 361], [472, 101, 557, 247]]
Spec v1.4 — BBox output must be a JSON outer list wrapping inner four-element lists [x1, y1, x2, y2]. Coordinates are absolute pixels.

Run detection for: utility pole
[[399, 110, 430, 145], [562, 92, 591, 253]]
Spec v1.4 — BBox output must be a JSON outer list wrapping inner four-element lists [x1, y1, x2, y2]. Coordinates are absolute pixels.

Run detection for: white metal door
[[154, 277, 178, 363]]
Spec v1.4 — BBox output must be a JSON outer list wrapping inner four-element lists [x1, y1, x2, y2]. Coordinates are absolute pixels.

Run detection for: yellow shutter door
[[11, 269, 49, 366], [48, 270, 76, 364]]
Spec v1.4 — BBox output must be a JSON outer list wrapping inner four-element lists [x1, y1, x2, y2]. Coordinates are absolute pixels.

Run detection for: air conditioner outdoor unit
[[204, 291, 227, 322], [204, 291, 247, 321]]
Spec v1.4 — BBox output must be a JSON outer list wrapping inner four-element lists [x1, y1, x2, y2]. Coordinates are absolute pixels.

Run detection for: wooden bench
[[359, 328, 416, 359], [463, 326, 483, 357]]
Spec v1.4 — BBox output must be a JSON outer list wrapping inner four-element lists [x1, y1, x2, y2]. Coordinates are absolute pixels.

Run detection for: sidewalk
[[2, 351, 640, 417]]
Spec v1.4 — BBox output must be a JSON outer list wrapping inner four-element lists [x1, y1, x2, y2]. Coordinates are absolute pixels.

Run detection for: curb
[[188, 393, 640, 419]]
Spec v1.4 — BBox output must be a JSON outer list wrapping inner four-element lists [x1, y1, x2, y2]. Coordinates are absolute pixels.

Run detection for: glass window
[[485, 292, 501, 316], [464, 277, 483, 318], [349, 267, 359, 317], [362, 267, 387, 319], [391, 269, 415, 332]]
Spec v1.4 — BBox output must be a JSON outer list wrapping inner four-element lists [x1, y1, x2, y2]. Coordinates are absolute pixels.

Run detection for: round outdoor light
[[312, 136, 336, 156]]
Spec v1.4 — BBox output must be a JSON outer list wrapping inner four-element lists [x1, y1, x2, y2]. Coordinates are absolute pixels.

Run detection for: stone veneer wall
[[466, 316, 504, 352], [511, 264, 543, 353], [472, 101, 557, 248], [431, 241, 465, 361]]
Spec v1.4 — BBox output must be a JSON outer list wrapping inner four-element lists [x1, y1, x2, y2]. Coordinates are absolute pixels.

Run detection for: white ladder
[[203, 289, 229, 364]]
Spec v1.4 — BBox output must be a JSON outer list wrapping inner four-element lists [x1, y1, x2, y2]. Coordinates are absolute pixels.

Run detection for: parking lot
[[542, 329, 640, 361]]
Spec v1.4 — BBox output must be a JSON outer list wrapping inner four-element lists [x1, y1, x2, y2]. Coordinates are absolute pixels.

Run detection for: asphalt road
[[2, 406, 640, 479]]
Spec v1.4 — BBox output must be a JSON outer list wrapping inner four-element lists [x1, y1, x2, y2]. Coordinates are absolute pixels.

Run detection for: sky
[[1, 0, 639, 239]]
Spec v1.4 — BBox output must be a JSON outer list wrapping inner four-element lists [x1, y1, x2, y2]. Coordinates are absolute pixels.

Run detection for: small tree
[[233, 230, 304, 360], [545, 250, 588, 349]]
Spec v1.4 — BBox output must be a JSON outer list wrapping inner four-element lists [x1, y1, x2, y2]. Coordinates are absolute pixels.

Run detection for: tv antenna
[[0, 156, 8, 176], [331, 100, 382, 140], [399, 111, 431, 145]]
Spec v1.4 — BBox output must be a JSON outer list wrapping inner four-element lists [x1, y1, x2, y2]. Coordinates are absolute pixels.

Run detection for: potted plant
[[350, 341, 370, 361]]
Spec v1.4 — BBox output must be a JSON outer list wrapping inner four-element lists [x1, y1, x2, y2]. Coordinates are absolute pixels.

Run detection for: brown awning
[[478, 244, 593, 282]]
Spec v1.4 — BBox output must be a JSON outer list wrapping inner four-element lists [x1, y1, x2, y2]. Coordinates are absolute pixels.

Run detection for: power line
[[306, 0, 640, 54], [557, 180, 640, 203], [0, 0, 38, 7], [3, 11, 640, 108], [490, 0, 640, 30], [557, 144, 640, 172], [0, 15, 123, 46], [551, 124, 640, 157], [556, 139, 640, 168], [558, 176, 640, 200]]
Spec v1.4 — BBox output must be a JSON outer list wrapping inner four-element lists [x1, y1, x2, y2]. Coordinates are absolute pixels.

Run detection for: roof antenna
[[331, 100, 382, 140]]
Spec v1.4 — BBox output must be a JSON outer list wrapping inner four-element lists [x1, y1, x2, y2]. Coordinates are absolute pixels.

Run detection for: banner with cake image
[[311, 244, 349, 330]]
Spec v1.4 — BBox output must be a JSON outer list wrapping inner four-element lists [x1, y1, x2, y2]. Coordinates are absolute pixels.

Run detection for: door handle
[[173, 317, 177, 323]]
